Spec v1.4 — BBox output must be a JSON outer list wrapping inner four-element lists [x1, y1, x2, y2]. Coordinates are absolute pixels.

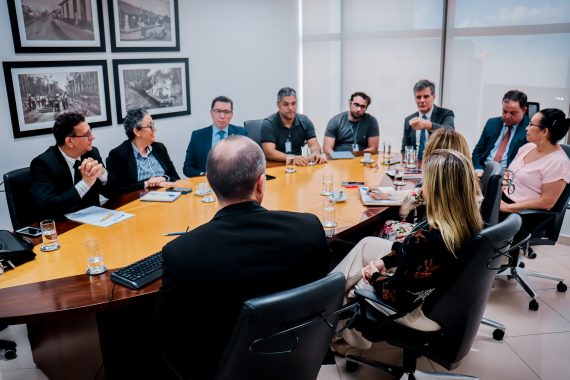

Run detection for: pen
[[163, 232, 186, 236], [99, 212, 114, 223]]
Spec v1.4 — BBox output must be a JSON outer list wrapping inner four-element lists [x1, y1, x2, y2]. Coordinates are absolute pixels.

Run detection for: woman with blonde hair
[[332, 150, 483, 354], [423, 128, 471, 159]]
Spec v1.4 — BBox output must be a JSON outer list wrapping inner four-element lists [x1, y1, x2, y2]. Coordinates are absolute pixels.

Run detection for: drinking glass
[[320, 173, 333, 196], [285, 154, 296, 173], [322, 198, 338, 228], [196, 182, 209, 195], [85, 240, 107, 276], [363, 152, 372, 163], [405, 146, 417, 169], [40, 219, 59, 252], [393, 165, 406, 186]]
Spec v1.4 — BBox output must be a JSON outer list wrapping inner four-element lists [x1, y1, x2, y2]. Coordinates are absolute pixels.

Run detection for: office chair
[[526, 101, 540, 119], [496, 144, 569, 310], [244, 119, 264, 146], [3, 167, 35, 230], [344, 214, 522, 379], [163, 272, 356, 380], [478, 161, 507, 340]]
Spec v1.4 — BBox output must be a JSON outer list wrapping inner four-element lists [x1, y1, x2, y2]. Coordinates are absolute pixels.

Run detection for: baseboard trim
[[558, 235, 570, 246]]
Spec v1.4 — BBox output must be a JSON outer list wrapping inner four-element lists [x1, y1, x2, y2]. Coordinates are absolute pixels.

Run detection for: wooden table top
[[0, 155, 416, 321]]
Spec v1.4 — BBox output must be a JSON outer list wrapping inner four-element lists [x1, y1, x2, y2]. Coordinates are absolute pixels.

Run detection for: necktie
[[418, 115, 427, 161], [494, 126, 512, 163], [73, 160, 82, 184], [217, 130, 226, 141]]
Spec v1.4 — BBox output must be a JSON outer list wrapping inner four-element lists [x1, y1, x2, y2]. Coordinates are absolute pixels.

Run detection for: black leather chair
[[244, 119, 264, 146], [3, 167, 35, 230], [344, 214, 522, 379], [526, 101, 540, 119], [163, 272, 356, 380]]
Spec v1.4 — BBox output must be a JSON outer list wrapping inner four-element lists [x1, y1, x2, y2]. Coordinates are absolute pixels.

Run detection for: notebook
[[330, 151, 355, 160], [359, 187, 409, 206], [140, 191, 181, 202]]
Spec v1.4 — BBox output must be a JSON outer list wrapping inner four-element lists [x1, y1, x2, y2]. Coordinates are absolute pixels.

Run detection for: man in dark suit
[[30, 112, 110, 220], [401, 79, 455, 162], [472, 90, 529, 176], [182, 96, 247, 177], [157, 135, 329, 379]]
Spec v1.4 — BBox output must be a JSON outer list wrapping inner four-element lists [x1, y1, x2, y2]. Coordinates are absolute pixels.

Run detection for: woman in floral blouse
[[332, 150, 483, 352]]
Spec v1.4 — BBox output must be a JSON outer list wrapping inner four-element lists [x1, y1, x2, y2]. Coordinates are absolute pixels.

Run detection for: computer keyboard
[[110, 251, 163, 290]]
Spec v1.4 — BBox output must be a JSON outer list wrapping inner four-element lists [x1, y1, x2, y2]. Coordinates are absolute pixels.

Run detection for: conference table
[[0, 155, 414, 379]]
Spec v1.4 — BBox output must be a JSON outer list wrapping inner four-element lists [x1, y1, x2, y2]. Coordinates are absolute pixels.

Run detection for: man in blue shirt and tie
[[471, 90, 529, 177], [401, 79, 455, 164], [183, 96, 247, 177]]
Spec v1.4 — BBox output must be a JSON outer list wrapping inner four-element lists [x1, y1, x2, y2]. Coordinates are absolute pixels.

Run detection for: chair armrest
[[354, 289, 400, 314], [518, 209, 556, 217]]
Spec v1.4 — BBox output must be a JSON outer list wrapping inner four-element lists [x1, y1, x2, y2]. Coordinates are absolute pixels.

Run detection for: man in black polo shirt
[[261, 87, 326, 166]]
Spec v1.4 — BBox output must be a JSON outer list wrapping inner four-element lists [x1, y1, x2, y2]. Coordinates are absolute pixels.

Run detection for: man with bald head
[[156, 135, 329, 379]]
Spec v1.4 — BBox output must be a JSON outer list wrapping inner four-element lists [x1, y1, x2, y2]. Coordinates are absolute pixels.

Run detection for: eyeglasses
[[212, 109, 233, 116], [502, 169, 516, 195], [351, 102, 368, 110], [70, 130, 93, 139], [138, 123, 156, 131], [528, 121, 542, 128]]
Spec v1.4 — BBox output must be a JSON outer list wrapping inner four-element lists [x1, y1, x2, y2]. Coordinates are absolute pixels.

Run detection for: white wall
[[0, 0, 299, 230]]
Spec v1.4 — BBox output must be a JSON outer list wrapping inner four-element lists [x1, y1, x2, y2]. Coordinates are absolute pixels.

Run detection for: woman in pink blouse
[[500, 108, 570, 214]]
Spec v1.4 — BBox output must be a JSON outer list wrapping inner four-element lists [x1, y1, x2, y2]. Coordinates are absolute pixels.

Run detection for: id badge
[[352, 143, 359, 152], [285, 140, 292, 153]]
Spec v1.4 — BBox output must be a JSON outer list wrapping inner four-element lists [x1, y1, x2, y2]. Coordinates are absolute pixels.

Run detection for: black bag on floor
[[0, 230, 35, 272]]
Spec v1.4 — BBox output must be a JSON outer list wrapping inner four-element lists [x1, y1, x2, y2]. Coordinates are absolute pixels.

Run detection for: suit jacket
[[30, 145, 108, 220], [471, 116, 529, 170], [106, 140, 180, 196], [156, 201, 329, 379], [401, 105, 455, 152], [183, 124, 247, 177]]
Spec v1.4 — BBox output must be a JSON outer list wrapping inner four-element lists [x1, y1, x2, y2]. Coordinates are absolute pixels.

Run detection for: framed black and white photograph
[[109, 0, 180, 52], [7, 0, 106, 53], [113, 58, 190, 123], [2, 60, 111, 139]]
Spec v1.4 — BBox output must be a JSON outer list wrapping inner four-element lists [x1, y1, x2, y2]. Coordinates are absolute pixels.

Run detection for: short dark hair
[[413, 79, 435, 95], [123, 108, 149, 140], [211, 96, 233, 110], [53, 112, 86, 146], [502, 90, 527, 109], [536, 108, 570, 144], [350, 92, 371, 106], [206, 136, 266, 202], [277, 87, 296, 102]]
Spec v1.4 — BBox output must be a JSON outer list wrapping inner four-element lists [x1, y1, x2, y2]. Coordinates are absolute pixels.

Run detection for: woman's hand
[[361, 259, 386, 284], [500, 200, 513, 213], [367, 188, 391, 200]]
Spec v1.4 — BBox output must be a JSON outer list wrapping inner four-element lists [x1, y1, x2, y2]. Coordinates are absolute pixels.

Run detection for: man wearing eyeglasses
[[472, 90, 529, 177], [30, 112, 110, 219], [323, 92, 379, 157], [183, 96, 247, 177], [401, 80, 455, 162], [261, 87, 326, 166]]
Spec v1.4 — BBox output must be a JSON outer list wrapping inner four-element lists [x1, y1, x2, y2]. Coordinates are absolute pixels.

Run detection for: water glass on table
[[322, 197, 338, 228], [404, 146, 417, 169], [393, 165, 406, 186], [320, 173, 333, 196], [40, 219, 59, 252], [85, 239, 107, 276], [285, 154, 296, 173]]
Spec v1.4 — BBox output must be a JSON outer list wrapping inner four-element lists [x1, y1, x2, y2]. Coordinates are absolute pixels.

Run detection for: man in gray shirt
[[323, 92, 379, 156]]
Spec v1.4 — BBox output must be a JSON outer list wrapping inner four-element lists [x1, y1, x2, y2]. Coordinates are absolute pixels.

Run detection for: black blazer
[[401, 105, 455, 152], [156, 201, 330, 379], [106, 140, 180, 196], [471, 116, 529, 170], [30, 145, 108, 220]]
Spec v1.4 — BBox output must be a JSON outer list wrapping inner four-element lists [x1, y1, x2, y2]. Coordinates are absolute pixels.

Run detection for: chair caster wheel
[[3, 348, 17, 360], [492, 329, 505, 341], [518, 261, 525, 268], [557, 282, 567, 292], [527, 248, 537, 259], [529, 299, 539, 311], [346, 361, 359, 372]]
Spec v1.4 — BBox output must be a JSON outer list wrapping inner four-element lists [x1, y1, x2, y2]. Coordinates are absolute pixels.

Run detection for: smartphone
[[167, 187, 193, 194], [15, 226, 43, 237], [342, 181, 365, 187], [266, 175, 276, 180]]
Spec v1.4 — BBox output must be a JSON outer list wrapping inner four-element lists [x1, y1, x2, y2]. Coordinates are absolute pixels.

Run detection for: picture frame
[[113, 58, 190, 124], [7, 0, 106, 53], [2, 60, 112, 139], [109, 0, 180, 52]]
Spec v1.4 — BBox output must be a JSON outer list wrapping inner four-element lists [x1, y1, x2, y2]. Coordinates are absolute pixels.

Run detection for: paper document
[[140, 191, 181, 202], [65, 206, 134, 227], [359, 187, 409, 206], [330, 151, 354, 160]]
